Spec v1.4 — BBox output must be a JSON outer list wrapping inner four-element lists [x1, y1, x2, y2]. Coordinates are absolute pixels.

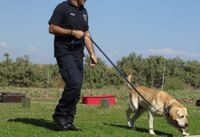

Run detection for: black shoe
[[66, 123, 82, 131], [52, 114, 68, 130], [52, 114, 82, 131]]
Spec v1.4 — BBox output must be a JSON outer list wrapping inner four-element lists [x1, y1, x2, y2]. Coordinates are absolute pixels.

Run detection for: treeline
[[0, 53, 58, 88], [117, 53, 200, 90], [0, 53, 200, 90]]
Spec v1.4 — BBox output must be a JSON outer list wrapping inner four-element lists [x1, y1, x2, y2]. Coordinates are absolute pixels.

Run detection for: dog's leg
[[181, 128, 190, 136], [126, 107, 133, 128], [130, 108, 144, 129], [127, 94, 138, 128], [148, 111, 156, 135]]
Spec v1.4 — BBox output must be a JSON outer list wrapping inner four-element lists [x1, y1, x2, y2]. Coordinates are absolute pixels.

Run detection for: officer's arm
[[49, 24, 85, 39], [49, 24, 72, 36], [84, 31, 97, 66]]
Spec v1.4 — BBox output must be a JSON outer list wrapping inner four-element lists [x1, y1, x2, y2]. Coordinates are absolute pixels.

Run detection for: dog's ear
[[169, 107, 179, 120], [183, 107, 188, 116]]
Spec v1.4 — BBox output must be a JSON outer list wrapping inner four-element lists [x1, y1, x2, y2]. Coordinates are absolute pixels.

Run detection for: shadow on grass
[[8, 118, 59, 131], [103, 122, 173, 137]]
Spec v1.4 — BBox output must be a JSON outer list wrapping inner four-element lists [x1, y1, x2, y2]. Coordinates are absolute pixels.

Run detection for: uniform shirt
[[49, 1, 89, 58]]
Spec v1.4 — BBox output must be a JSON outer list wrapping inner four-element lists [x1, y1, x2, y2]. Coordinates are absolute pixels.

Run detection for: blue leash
[[89, 37, 163, 113]]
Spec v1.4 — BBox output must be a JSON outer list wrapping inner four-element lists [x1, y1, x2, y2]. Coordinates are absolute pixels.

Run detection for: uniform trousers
[[55, 54, 83, 124]]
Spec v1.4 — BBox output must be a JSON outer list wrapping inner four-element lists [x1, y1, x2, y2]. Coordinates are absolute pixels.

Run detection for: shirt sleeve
[[48, 4, 64, 25], [85, 9, 89, 31]]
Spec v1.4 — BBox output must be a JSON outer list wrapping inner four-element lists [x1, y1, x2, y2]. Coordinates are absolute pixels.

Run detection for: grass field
[[0, 87, 200, 137]]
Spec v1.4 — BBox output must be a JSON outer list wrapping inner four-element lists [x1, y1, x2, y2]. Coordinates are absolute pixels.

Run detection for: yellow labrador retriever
[[126, 75, 189, 136]]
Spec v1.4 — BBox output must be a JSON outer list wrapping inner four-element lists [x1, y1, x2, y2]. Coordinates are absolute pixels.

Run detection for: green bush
[[1, 53, 200, 89], [164, 77, 186, 90]]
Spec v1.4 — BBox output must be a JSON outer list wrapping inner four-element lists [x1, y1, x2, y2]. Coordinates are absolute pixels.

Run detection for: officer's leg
[[54, 54, 83, 124], [66, 57, 83, 123]]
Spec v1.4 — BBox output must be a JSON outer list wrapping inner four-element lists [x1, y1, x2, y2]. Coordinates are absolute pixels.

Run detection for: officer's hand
[[90, 54, 97, 67], [72, 30, 85, 39]]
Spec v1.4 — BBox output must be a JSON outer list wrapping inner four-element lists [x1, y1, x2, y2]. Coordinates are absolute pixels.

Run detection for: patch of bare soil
[[177, 98, 197, 105]]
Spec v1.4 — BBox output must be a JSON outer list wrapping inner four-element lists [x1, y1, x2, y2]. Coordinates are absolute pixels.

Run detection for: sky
[[0, 0, 200, 65]]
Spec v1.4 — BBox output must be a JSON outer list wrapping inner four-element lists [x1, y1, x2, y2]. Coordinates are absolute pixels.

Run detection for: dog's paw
[[127, 121, 135, 129], [182, 132, 190, 136], [127, 121, 132, 127], [182, 128, 190, 136], [149, 129, 156, 135]]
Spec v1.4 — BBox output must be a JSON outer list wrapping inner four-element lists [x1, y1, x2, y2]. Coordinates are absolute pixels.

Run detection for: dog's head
[[167, 105, 189, 129]]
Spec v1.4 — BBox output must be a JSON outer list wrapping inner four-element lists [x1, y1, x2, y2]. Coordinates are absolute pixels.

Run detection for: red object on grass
[[82, 94, 116, 105]]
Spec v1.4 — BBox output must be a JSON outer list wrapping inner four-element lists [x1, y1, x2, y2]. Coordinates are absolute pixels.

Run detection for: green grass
[[0, 87, 200, 137]]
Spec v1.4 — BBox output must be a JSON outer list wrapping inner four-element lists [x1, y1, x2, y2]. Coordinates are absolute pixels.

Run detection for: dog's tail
[[127, 74, 133, 90]]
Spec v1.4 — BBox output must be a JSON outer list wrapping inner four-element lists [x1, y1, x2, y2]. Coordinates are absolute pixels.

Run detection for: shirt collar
[[67, 0, 84, 9]]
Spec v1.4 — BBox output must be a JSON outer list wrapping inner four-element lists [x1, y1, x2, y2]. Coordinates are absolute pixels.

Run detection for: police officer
[[49, 0, 97, 131]]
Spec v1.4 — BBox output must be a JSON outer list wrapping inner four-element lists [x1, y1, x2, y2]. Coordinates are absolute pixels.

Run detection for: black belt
[[56, 39, 82, 46]]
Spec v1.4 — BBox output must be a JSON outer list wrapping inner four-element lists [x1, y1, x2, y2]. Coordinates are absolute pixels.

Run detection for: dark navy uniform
[[49, 1, 89, 124]]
